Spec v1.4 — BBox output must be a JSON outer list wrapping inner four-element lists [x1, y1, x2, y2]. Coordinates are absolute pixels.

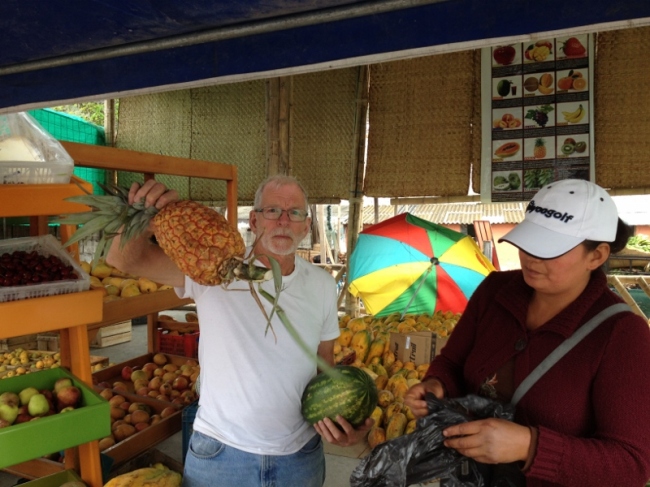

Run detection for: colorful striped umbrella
[[348, 213, 495, 317]]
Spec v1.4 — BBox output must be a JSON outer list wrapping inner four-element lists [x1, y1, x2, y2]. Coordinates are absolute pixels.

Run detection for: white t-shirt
[[177, 252, 340, 455]]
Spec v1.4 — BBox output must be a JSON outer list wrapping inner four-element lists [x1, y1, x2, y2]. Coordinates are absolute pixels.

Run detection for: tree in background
[[51, 100, 119, 127]]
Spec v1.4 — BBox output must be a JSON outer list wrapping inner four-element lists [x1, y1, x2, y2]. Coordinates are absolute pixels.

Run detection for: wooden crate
[[90, 320, 132, 348], [0, 334, 38, 352], [36, 332, 59, 351]]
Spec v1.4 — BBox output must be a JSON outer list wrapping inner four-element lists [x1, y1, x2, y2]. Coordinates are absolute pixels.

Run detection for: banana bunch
[[562, 104, 585, 124], [104, 463, 181, 487]]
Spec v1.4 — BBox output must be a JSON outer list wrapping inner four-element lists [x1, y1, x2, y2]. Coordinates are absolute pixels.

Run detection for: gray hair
[[253, 175, 309, 211]]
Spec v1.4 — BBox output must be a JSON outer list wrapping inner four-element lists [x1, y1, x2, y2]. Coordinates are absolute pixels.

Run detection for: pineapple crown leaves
[[54, 182, 160, 266]]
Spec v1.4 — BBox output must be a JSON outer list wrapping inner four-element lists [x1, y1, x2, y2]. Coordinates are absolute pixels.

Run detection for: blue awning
[[2, 0, 649, 112]]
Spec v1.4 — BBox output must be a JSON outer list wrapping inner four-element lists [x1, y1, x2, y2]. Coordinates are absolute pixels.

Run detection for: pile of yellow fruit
[[0, 349, 110, 379], [0, 349, 61, 378], [334, 310, 461, 448], [81, 259, 172, 303]]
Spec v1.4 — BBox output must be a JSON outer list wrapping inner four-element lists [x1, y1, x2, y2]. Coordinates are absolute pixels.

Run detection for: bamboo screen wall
[[115, 25, 650, 202], [116, 82, 267, 204], [594, 26, 650, 191], [290, 69, 360, 202], [364, 51, 482, 198], [116, 69, 359, 204]]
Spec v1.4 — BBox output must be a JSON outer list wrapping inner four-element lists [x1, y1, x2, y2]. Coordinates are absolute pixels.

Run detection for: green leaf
[[257, 287, 340, 379]]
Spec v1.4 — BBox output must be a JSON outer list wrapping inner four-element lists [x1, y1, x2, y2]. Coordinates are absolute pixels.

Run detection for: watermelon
[[301, 365, 378, 427]]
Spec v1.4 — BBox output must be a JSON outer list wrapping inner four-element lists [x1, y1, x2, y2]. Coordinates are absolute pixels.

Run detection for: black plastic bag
[[350, 393, 514, 487]]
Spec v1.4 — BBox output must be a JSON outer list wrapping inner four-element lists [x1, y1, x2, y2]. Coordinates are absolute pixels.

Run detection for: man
[[107, 175, 372, 487]]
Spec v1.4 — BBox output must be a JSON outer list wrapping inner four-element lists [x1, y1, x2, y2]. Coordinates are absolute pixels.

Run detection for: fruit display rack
[[0, 178, 105, 487], [1, 143, 239, 484]]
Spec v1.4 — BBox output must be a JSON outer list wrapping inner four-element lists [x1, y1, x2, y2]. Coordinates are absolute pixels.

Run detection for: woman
[[404, 179, 650, 486]]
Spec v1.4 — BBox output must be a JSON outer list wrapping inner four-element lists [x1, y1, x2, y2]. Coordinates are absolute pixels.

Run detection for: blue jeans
[[182, 431, 326, 487]]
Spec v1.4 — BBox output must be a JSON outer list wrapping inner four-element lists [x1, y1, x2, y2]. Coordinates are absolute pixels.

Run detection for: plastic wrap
[[0, 111, 74, 184], [350, 394, 515, 487]]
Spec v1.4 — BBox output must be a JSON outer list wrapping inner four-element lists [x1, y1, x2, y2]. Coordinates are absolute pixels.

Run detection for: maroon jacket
[[425, 270, 650, 486]]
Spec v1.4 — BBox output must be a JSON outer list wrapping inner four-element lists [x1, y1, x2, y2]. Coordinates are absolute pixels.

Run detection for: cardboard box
[[91, 320, 132, 348], [389, 331, 448, 366], [0, 367, 110, 469]]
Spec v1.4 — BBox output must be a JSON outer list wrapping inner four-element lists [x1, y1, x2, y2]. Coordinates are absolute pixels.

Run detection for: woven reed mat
[[365, 51, 480, 198], [290, 68, 360, 202], [595, 27, 650, 190], [116, 82, 267, 205]]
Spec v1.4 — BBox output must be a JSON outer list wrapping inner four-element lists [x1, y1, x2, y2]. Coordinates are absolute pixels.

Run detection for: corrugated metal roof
[[235, 195, 650, 228], [343, 202, 527, 225]]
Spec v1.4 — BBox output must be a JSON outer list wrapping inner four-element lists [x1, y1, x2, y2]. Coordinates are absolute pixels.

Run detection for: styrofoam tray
[[0, 234, 90, 303], [0, 161, 74, 184]]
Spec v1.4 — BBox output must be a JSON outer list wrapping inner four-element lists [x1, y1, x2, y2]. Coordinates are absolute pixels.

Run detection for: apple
[[99, 388, 113, 400], [0, 418, 11, 428], [128, 402, 151, 414], [130, 370, 148, 383], [133, 379, 149, 392], [112, 381, 128, 392], [15, 405, 33, 423], [19, 386, 40, 406], [153, 353, 168, 365], [163, 364, 178, 373], [15, 412, 33, 424], [148, 376, 162, 391], [141, 362, 158, 379], [0, 391, 20, 424], [56, 385, 81, 410], [59, 406, 75, 413], [121, 366, 133, 381], [28, 393, 51, 417], [40, 389, 53, 401], [136, 387, 150, 397], [53, 377, 73, 394], [493, 45, 516, 66], [160, 406, 176, 418], [159, 383, 173, 396], [172, 376, 189, 391]]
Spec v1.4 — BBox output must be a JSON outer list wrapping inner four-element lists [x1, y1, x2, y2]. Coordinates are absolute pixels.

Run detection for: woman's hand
[[443, 418, 531, 464], [314, 416, 374, 448], [404, 378, 445, 418]]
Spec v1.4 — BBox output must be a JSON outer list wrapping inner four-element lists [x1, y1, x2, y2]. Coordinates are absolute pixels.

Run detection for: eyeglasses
[[254, 207, 309, 222]]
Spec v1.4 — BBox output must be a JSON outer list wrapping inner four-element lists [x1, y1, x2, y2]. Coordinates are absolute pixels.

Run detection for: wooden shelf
[[93, 290, 192, 330], [2, 291, 103, 337], [0, 176, 92, 218]]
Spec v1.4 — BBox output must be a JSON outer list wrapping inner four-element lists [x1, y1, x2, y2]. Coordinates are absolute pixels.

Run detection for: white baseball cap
[[498, 179, 619, 259]]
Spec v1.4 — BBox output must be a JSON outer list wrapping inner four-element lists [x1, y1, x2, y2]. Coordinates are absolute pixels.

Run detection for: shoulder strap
[[511, 303, 632, 407]]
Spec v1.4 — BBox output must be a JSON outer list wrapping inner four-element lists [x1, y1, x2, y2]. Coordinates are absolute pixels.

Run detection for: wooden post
[[345, 66, 369, 317], [266, 76, 291, 176]]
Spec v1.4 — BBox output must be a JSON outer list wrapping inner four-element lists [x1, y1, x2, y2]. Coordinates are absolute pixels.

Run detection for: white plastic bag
[[0, 112, 74, 184]]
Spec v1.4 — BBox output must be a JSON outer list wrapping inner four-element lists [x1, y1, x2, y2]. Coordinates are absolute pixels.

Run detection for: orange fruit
[[558, 77, 574, 91], [572, 78, 587, 90]]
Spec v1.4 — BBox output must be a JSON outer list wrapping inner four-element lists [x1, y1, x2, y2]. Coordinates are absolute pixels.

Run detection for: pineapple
[[533, 138, 546, 159], [57, 183, 270, 286]]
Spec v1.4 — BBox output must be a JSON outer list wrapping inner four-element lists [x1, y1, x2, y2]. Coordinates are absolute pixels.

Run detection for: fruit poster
[[481, 35, 594, 202]]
